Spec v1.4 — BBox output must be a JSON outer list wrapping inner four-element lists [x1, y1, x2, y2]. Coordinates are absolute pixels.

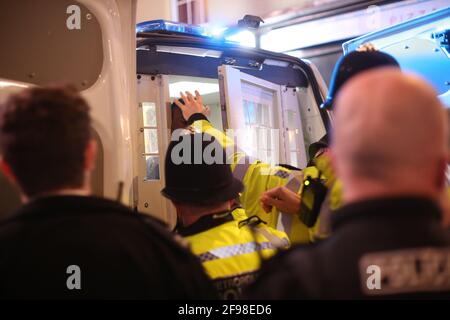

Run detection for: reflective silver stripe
[[256, 228, 290, 248], [232, 155, 256, 182], [197, 241, 274, 263], [277, 172, 303, 235], [285, 174, 302, 192], [277, 213, 293, 235], [273, 170, 290, 179]]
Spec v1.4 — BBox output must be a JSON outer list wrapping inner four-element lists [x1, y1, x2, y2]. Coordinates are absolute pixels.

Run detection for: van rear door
[[343, 7, 450, 107]]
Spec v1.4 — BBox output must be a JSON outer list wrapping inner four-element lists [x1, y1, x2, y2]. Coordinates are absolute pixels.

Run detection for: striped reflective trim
[[198, 242, 273, 263], [277, 212, 293, 235], [285, 175, 302, 192], [274, 170, 290, 179], [232, 155, 256, 181], [256, 228, 290, 248], [277, 173, 302, 234]]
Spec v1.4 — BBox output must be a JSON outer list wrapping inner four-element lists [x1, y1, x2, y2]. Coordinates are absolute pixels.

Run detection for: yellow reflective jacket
[[190, 119, 309, 242], [182, 207, 289, 299], [190, 119, 342, 243], [299, 163, 343, 241]]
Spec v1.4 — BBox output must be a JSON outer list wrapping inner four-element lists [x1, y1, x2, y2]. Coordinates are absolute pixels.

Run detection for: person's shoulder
[[264, 242, 322, 272], [231, 207, 248, 221], [0, 196, 176, 247], [89, 200, 191, 251], [245, 243, 324, 299]]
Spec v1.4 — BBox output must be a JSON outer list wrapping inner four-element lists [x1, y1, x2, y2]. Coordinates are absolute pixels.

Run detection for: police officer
[[260, 47, 401, 242], [161, 115, 289, 299], [172, 48, 400, 244], [173, 92, 309, 242], [246, 69, 450, 299]]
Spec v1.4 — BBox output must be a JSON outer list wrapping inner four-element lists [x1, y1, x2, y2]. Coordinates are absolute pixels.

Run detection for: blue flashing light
[[136, 20, 256, 48], [136, 20, 209, 37]]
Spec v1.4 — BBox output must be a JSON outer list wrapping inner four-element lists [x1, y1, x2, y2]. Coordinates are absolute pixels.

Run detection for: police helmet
[[161, 132, 243, 206], [321, 49, 400, 110]]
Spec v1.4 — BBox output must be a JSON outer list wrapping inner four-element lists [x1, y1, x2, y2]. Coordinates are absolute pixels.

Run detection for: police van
[[343, 6, 450, 183], [343, 6, 449, 108], [0, 0, 329, 226], [0, 0, 448, 228]]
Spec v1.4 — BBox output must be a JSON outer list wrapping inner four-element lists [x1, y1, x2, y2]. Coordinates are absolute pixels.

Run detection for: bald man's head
[[332, 68, 448, 202]]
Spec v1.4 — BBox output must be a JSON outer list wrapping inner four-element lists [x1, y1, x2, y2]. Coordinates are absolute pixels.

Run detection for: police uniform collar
[[177, 210, 234, 237], [330, 196, 442, 232]]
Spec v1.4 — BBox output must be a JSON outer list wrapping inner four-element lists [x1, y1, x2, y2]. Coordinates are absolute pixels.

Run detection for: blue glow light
[[226, 30, 256, 47], [136, 20, 209, 37], [137, 20, 256, 47]]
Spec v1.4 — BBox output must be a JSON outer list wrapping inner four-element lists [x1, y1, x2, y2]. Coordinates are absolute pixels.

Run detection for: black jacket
[[246, 197, 450, 299], [0, 195, 217, 299]]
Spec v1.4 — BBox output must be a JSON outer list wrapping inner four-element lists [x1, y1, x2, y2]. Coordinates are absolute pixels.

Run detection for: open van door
[[135, 21, 330, 225], [0, 0, 137, 216], [343, 6, 450, 107], [135, 74, 173, 224], [219, 64, 307, 168], [343, 6, 450, 187]]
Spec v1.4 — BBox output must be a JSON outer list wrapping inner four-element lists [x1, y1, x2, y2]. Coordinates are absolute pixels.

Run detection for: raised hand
[[260, 186, 301, 215], [173, 90, 209, 121]]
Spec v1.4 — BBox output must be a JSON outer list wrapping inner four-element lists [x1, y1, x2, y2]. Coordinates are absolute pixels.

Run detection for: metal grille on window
[[142, 102, 160, 181], [243, 99, 276, 164]]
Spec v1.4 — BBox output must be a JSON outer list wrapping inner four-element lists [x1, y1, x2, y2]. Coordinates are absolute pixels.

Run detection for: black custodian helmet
[[161, 132, 243, 206], [321, 50, 400, 110]]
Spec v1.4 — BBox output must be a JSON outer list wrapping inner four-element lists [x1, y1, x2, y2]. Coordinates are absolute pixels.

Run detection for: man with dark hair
[[0, 86, 93, 198], [0, 86, 216, 299]]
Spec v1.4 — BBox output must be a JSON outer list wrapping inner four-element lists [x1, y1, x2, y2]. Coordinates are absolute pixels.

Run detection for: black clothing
[[161, 130, 243, 205], [187, 113, 208, 125], [307, 133, 329, 162], [321, 50, 400, 110], [176, 210, 234, 237], [0, 195, 217, 299], [246, 197, 450, 299]]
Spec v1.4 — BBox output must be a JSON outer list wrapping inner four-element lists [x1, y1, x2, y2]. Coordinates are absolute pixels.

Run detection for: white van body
[[0, 0, 330, 227], [343, 6, 450, 107]]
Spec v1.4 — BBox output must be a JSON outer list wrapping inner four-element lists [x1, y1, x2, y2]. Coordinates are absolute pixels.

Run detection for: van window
[[142, 102, 160, 181], [168, 75, 223, 131]]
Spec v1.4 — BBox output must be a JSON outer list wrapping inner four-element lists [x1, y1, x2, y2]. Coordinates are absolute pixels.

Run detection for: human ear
[[84, 140, 98, 171]]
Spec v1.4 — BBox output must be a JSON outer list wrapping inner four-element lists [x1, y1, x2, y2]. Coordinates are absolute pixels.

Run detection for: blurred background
[[136, 0, 448, 85]]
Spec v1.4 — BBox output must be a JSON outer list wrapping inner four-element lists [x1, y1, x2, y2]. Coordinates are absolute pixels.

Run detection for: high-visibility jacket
[[299, 164, 343, 241], [190, 118, 342, 243], [180, 207, 290, 299], [190, 119, 310, 242]]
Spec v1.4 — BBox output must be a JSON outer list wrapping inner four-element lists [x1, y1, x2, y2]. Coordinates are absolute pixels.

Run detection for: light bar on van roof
[[136, 20, 209, 37], [136, 20, 256, 47]]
